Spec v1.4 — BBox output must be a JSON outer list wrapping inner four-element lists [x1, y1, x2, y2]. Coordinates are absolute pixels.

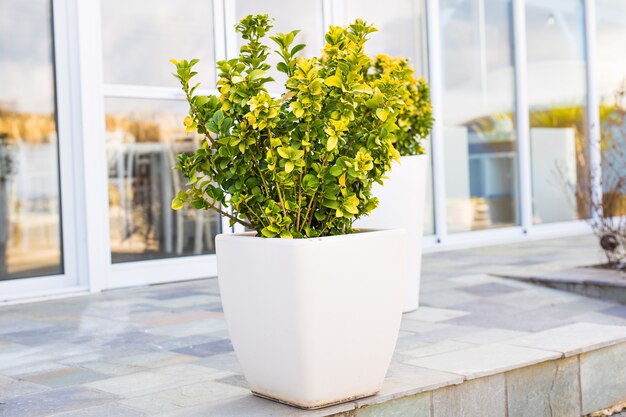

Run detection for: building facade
[[0, 0, 624, 301]]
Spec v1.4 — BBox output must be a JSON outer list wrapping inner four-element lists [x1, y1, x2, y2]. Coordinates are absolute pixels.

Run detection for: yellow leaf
[[277, 147, 290, 159], [326, 136, 338, 151], [353, 84, 373, 94], [285, 161, 294, 173], [338, 173, 346, 186], [324, 75, 342, 88], [376, 108, 389, 122]]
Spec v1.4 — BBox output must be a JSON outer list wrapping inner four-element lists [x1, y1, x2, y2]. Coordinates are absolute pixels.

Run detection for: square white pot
[[355, 154, 428, 312], [216, 229, 405, 409]]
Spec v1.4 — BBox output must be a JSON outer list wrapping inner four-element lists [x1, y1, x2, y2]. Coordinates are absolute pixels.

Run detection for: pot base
[[251, 389, 379, 410]]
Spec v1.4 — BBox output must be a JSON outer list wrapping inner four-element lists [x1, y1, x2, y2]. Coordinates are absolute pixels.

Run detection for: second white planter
[[355, 154, 428, 312]]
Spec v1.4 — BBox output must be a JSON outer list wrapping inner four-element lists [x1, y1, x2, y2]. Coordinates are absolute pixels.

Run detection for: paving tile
[[215, 374, 249, 389], [75, 361, 145, 377], [84, 364, 233, 398], [399, 321, 451, 334], [580, 342, 626, 415], [488, 288, 581, 312], [406, 324, 486, 344], [406, 343, 561, 379], [194, 352, 244, 374], [51, 403, 146, 417], [568, 311, 626, 326], [402, 340, 476, 359], [153, 393, 356, 417], [0, 375, 49, 401], [504, 322, 626, 356], [506, 356, 580, 417], [143, 289, 207, 300], [418, 289, 480, 308], [448, 274, 505, 285], [432, 374, 506, 417], [105, 351, 196, 368], [135, 310, 221, 327], [600, 305, 626, 319], [172, 339, 233, 357], [119, 380, 249, 414], [20, 366, 109, 388], [458, 282, 525, 297], [369, 363, 463, 402], [145, 318, 228, 338], [402, 306, 469, 322], [451, 329, 529, 344], [152, 334, 219, 351], [0, 386, 117, 417], [2, 361, 68, 379], [0, 317, 52, 336], [355, 392, 430, 417]]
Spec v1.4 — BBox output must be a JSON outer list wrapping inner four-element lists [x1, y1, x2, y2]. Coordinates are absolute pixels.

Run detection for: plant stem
[[204, 199, 254, 229]]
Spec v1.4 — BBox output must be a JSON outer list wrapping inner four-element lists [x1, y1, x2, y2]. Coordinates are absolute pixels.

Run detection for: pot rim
[[216, 228, 405, 245]]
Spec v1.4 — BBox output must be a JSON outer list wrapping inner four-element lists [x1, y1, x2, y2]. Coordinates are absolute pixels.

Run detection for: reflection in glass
[[341, 0, 434, 235], [101, 0, 216, 88], [526, 1, 588, 224], [0, 0, 63, 280], [440, 0, 518, 232], [597, 0, 626, 216], [234, 0, 325, 92], [105, 98, 221, 263], [341, 0, 428, 76]]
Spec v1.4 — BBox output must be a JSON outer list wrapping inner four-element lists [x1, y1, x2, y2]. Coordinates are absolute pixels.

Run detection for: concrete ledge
[[327, 341, 626, 417], [499, 267, 626, 305]]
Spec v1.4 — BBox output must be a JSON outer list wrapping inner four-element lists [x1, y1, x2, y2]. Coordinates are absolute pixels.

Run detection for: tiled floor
[[1, 234, 626, 416]]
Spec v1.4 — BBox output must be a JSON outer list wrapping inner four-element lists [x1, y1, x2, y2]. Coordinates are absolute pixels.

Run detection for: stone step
[[499, 267, 626, 305], [156, 322, 626, 417]]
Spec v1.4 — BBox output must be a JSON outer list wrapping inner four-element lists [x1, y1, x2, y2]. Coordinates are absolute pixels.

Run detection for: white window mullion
[[584, 0, 602, 222], [102, 84, 217, 101], [75, 0, 111, 292], [512, 0, 532, 233], [323, 0, 343, 27], [425, 0, 447, 243], [213, 0, 227, 66], [223, 0, 239, 60]]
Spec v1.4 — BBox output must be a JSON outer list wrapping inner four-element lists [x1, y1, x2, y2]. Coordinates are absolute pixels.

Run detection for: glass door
[[0, 0, 80, 300], [100, 0, 226, 287]]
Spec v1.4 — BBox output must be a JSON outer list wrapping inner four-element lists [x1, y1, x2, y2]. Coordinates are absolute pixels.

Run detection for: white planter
[[355, 154, 427, 312], [216, 230, 405, 409]]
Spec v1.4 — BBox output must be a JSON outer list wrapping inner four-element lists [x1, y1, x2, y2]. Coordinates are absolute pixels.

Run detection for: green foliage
[[369, 55, 433, 156], [171, 14, 432, 238]]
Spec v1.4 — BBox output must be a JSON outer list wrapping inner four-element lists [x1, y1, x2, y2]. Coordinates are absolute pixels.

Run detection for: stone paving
[[1, 234, 626, 416]]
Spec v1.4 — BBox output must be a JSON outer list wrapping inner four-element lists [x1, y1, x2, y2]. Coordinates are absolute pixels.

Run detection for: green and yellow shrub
[[171, 14, 432, 238]]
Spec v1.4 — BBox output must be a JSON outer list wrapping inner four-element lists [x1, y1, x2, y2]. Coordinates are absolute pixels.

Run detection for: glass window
[[597, 0, 626, 217], [440, 0, 518, 233], [340, 0, 428, 77], [105, 98, 222, 263], [0, 0, 63, 280], [234, 0, 325, 92], [339, 0, 433, 235], [526, 1, 588, 224], [101, 0, 216, 88]]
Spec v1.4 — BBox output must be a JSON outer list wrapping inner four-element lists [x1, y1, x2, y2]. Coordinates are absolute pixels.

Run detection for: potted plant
[[355, 57, 433, 313], [171, 15, 414, 409]]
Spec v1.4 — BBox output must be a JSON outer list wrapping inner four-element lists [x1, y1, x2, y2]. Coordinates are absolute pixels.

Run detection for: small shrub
[[171, 14, 432, 238]]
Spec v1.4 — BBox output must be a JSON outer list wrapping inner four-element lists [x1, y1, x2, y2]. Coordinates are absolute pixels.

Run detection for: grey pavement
[[1, 234, 625, 416]]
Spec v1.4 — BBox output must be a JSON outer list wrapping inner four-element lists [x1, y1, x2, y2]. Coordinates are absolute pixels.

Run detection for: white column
[[73, 0, 111, 291], [584, 0, 602, 221], [512, 0, 532, 233], [426, 0, 447, 243]]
